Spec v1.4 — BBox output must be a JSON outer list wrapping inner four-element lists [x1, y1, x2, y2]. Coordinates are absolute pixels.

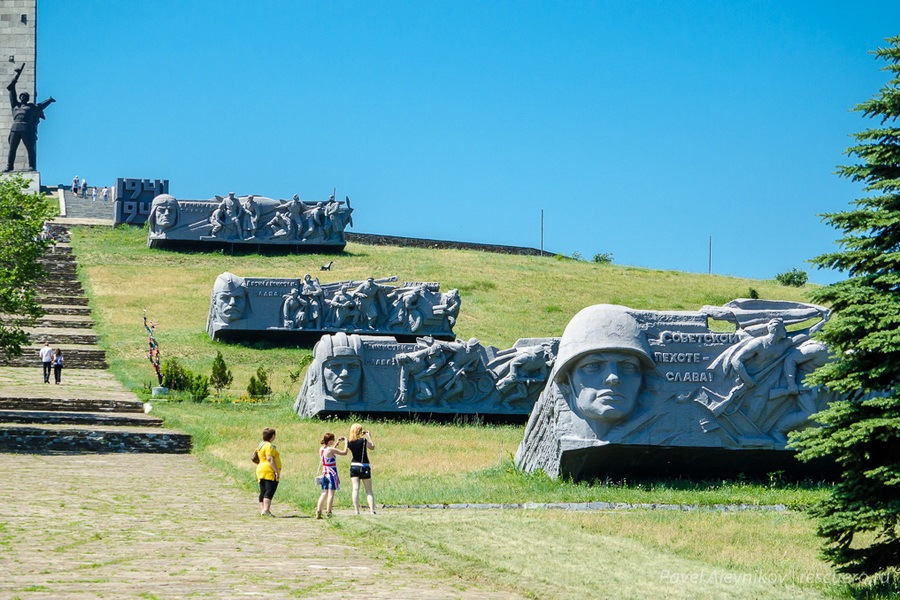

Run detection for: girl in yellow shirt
[[256, 428, 282, 516]]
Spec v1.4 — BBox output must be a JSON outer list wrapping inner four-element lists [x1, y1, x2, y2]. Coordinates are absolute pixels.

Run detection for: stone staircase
[[60, 187, 115, 221], [0, 224, 191, 454]]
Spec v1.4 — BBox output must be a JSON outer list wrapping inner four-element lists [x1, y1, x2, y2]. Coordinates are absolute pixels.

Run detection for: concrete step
[[0, 348, 107, 368], [27, 332, 99, 344], [37, 296, 89, 306], [41, 305, 91, 316], [0, 396, 145, 413], [0, 423, 192, 454], [35, 282, 84, 294], [34, 317, 94, 329], [0, 409, 163, 427]]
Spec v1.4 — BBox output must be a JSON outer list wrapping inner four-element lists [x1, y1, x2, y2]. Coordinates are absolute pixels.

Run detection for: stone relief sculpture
[[207, 274, 461, 342], [207, 272, 251, 331], [515, 299, 836, 480], [494, 342, 556, 405], [147, 190, 353, 251], [294, 334, 558, 419], [148, 194, 179, 233]]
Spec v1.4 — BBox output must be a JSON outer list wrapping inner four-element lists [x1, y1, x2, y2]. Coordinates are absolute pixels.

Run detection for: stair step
[[27, 332, 99, 344], [0, 409, 163, 427], [0, 424, 192, 454], [34, 318, 94, 329], [37, 296, 89, 306], [0, 397, 145, 413], [41, 306, 91, 316]]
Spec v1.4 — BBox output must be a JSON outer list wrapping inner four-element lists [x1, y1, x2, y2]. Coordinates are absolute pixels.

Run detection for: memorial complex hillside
[[67, 223, 813, 396]]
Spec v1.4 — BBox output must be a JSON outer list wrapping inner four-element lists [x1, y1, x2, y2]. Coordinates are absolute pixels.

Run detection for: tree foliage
[[247, 366, 272, 398], [0, 175, 54, 359], [790, 36, 900, 581], [774, 268, 808, 287], [209, 350, 233, 394]]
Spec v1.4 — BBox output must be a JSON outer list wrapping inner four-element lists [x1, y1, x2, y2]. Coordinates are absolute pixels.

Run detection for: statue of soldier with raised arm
[[5, 63, 55, 172]]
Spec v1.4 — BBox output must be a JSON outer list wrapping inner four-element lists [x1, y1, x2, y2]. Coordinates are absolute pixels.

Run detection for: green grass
[[68, 224, 890, 599]]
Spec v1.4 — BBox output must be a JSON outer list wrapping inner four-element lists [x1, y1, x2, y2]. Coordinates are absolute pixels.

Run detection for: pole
[[540, 209, 544, 256], [708, 236, 712, 274]]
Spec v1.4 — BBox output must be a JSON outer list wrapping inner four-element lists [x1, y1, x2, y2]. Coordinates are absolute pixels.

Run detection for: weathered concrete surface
[[0, 454, 522, 599]]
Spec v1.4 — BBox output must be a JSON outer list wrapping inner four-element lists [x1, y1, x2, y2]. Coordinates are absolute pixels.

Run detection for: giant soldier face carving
[[149, 194, 179, 232], [212, 272, 249, 324], [553, 304, 655, 428], [323, 356, 362, 400], [570, 351, 644, 424]]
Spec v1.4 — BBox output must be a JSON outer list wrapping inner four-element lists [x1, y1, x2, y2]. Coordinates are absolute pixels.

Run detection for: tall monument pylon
[[0, 0, 39, 189]]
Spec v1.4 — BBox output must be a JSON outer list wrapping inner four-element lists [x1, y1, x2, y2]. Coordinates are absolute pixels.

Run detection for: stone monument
[[148, 191, 353, 252], [0, 1, 42, 192], [515, 299, 838, 480], [113, 178, 170, 225], [206, 272, 461, 342], [293, 333, 557, 420]]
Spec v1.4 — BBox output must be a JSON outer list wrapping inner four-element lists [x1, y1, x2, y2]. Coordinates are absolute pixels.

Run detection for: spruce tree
[[209, 350, 233, 395], [791, 36, 900, 580]]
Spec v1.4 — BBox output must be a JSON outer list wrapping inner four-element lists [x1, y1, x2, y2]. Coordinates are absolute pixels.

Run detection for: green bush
[[189, 374, 210, 403], [209, 351, 233, 394], [161, 357, 193, 391], [774, 268, 808, 287], [593, 252, 614, 264], [247, 366, 272, 398]]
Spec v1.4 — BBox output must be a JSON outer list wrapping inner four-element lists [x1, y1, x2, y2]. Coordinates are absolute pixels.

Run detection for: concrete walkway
[[0, 453, 521, 599]]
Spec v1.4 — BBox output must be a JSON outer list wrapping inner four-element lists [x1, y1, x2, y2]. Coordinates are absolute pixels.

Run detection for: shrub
[[209, 351, 233, 394], [161, 357, 193, 391], [748, 288, 759, 299], [775, 268, 808, 287], [247, 366, 272, 398], [593, 252, 614, 264], [189, 374, 210, 403]]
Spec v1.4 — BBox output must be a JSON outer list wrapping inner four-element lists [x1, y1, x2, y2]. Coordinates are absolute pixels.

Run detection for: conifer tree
[[791, 36, 900, 580], [209, 350, 233, 394]]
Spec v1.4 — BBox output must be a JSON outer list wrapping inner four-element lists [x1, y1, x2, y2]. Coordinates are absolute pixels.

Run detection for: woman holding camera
[[315, 432, 347, 519], [347, 423, 376, 515]]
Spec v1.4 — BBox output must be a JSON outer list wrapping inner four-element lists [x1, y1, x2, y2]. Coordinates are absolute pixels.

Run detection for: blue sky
[[34, 1, 900, 284]]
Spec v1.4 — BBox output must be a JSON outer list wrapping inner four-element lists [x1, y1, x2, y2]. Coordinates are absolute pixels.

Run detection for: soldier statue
[[5, 64, 55, 172]]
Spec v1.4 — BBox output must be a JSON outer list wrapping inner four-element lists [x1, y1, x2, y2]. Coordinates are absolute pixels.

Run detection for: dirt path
[[0, 453, 522, 599]]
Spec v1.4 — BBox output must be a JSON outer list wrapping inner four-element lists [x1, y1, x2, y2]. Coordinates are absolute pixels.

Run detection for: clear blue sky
[[34, 1, 900, 285]]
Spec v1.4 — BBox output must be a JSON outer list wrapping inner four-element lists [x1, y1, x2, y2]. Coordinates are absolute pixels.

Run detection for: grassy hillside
[[65, 225, 872, 599], [69, 224, 811, 395]]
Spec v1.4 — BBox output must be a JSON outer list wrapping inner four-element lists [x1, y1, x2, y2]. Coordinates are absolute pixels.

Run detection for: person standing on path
[[255, 428, 281, 516], [91, 187, 97, 202], [51, 349, 64, 384], [347, 424, 377, 515], [38, 341, 53, 383], [315, 432, 347, 519], [80, 179, 87, 198], [72, 175, 78, 193], [101, 186, 109, 202]]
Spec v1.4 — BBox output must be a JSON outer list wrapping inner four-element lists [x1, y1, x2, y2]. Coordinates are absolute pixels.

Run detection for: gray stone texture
[[0, 0, 36, 173], [207, 272, 461, 341], [515, 299, 838, 480], [147, 192, 353, 251], [113, 178, 169, 225], [293, 333, 557, 419]]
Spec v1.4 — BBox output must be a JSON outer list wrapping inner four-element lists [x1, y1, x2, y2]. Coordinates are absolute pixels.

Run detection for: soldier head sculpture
[[148, 194, 179, 233], [553, 305, 655, 433], [212, 272, 250, 325], [315, 332, 363, 402]]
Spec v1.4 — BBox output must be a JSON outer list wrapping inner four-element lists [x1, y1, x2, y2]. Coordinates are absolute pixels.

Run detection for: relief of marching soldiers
[[278, 275, 462, 336]]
